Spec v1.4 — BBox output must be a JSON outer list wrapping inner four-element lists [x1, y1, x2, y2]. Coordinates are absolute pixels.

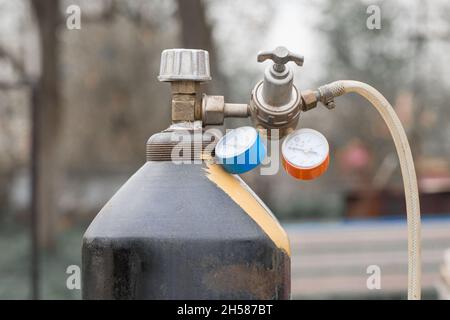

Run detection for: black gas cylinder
[[82, 129, 290, 299]]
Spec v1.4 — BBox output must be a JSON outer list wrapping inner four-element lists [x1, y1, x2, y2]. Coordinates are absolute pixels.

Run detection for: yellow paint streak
[[204, 162, 291, 256]]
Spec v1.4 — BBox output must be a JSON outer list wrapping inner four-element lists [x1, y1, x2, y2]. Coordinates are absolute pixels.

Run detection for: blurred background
[[0, 0, 449, 299]]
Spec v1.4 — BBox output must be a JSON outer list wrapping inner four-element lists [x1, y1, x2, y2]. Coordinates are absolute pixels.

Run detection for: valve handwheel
[[282, 128, 330, 180]]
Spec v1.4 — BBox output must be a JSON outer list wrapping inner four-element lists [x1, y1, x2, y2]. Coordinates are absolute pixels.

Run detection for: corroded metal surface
[[83, 161, 290, 299]]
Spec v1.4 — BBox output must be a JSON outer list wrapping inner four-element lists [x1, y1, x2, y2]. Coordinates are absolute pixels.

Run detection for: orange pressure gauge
[[281, 128, 330, 180]]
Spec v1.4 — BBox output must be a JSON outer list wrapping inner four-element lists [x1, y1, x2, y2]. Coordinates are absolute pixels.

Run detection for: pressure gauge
[[215, 126, 266, 174], [282, 128, 329, 180]]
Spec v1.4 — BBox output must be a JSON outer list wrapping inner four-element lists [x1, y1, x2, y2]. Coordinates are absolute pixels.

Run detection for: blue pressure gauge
[[215, 126, 266, 174]]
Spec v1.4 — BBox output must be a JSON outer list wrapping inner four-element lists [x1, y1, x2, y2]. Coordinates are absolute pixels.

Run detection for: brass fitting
[[202, 95, 249, 125], [300, 89, 319, 111], [202, 95, 224, 125], [158, 49, 211, 123], [170, 81, 202, 122]]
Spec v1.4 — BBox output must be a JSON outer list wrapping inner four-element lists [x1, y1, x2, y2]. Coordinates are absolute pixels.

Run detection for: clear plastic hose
[[323, 80, 422, 300]]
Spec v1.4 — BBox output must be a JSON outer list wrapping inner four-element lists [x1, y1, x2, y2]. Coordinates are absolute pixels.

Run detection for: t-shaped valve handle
[[257, 46, 304, 72], [253, 46, 303, 108], [249, 46, 303, 140]]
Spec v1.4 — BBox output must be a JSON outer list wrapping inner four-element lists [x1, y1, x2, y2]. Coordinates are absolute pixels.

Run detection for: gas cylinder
[[82, 49, 291, 300]]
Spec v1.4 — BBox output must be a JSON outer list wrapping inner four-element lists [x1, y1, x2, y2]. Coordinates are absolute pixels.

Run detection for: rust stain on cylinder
[[203, 264, 282, 299]]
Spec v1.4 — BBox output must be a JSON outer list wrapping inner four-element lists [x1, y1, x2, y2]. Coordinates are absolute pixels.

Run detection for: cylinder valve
[[250, 46, 304, 140]]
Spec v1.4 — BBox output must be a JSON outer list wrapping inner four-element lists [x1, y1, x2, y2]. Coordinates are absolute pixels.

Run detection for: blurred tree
[[0, 0, 183, 248], [177, 0, 228, 95], [31, 0, 61, 249], [316, 0, 412, 217], [317, 0, 450, 216]]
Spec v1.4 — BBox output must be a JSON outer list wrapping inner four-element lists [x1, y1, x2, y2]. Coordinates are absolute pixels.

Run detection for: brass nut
[[202, 95, 224, 125], [171, 81, 199, 94], [300, 89, 318, 111], [172, 96, 195, 121]]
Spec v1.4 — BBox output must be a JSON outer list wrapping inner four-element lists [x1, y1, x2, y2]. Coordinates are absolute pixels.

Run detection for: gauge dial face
[[215, 126, 257, 159], [282, 128, 329, 169]]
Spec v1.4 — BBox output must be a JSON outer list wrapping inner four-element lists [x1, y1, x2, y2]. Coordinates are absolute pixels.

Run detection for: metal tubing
[[224, 103, 249, 118]]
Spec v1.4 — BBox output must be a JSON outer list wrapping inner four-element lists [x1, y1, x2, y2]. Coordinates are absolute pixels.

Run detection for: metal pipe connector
[[202, 95, 249, 125], [224, 103, 250, 118]]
